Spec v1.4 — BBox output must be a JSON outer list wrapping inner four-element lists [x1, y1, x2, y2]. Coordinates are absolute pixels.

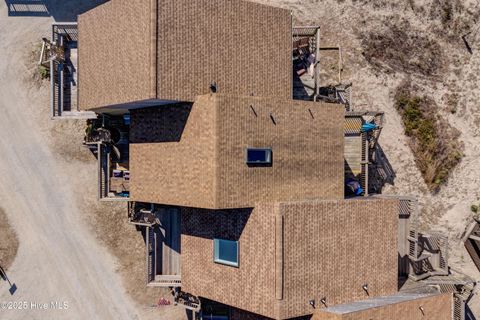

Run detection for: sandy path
[[0, 3, 140, 320]]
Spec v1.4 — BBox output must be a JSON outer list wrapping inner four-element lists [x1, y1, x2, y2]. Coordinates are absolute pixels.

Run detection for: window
[[246, 148, 272, 164], [214, 238, 239, 267]]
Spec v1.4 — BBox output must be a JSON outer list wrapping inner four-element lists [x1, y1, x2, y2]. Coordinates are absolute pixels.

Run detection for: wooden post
[[50, 60, 55, 117], [290, 13, 294, 100], [106, 145, 110, 198], [364, 133, 369, 196], [146, 227, 151, 285], [315, 28, 321, 99], [58, 63, 63, 117], [97, 143, 102, 199], [170, 208, 181, 276], [338, 45, 342, 83], [154, 228, 158, 278]]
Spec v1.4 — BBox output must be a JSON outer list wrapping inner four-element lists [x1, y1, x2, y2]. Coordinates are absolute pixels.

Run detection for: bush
[[394, 82, 463, 191], [471, 205, 479, 214], [446, 93, 459, 114], [361, 23, 444, 78], [38, 65, 49, 79]]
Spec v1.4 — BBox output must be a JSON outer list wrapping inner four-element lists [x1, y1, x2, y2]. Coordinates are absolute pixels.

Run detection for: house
[[129, 94, 345, 209], [78, 0, 292, 112], [75, 0, 466, 319], [78, 0, 294, 201], [181, 198, 399, 319]]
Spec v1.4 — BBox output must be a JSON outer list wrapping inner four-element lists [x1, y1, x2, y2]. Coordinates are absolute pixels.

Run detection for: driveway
[[0, 1, 140, 319]]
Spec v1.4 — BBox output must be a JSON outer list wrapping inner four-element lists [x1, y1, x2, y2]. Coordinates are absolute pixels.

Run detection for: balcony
[[84, 114, 130, 201], [129, 203, 181, 287], [44, 23, 96, 119]]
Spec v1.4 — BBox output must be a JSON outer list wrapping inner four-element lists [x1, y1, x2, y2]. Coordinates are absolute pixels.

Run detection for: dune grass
[[394, 83, 463, 191]]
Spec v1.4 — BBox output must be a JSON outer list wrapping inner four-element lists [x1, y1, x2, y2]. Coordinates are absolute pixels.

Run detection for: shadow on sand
[[5, 0, 107, 21], [466, 304, 477, 320], [0, 265, 17, 295], [369, 143, 396, 194]]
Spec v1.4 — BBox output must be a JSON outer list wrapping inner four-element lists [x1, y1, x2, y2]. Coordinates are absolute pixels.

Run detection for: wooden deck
[[62, 45, 78, 112], [51, 23, 95, 119], [146, 207, 181, 287], [293, 72, 315, 100], [344, 112, 384, 196], [344, 135, 362, 180]]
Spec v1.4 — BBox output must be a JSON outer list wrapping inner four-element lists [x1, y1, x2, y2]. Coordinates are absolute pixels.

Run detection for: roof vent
[[210, 82, 218, 93], [362, 283, 369, 296], [320, 297, 327, 308]]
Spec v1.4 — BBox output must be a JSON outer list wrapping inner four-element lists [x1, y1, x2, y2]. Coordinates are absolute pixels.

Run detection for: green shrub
[[442, 5, 453, 24], [471, 205, 479, 213], [395, 82, 463, 191], [38, 65, 49, 79]]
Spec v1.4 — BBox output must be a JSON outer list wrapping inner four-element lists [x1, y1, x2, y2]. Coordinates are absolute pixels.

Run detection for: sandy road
[[0, 2, 141, 319]]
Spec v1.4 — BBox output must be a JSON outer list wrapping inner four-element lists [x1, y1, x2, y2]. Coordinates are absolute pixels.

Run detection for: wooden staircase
[[408, 230, 449, 281], [424, 274, 476, 320], [140, 206, 182, 288], [174, 290, 201, 312]]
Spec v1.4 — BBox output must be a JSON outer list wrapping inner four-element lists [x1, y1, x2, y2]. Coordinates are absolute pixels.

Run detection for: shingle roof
[[78, 0, 292, 111]]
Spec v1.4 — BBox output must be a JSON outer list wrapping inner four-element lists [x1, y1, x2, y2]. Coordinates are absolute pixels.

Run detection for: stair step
[[177, 301, 200, 311], [409, 252, 432, 262]]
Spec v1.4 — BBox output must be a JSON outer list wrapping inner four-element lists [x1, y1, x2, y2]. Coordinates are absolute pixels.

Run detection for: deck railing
[[50, 23, 92, 119]]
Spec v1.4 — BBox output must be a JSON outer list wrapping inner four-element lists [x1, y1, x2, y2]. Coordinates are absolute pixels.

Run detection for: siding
[[181, 204, 278, 319]]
